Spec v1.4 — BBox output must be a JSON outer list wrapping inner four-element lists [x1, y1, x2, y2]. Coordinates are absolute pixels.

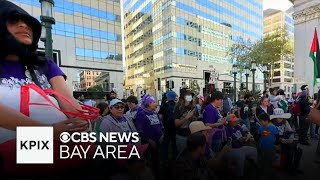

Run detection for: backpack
[[291, 96, 302, 116]]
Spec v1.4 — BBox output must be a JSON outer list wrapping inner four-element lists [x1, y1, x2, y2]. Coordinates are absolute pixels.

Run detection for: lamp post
[[244, 67, 250, 91], [262, 64, 268, 91], [251, 62, 257, 94], [232, 64, 238, 102], [40, 0, 55, 59]]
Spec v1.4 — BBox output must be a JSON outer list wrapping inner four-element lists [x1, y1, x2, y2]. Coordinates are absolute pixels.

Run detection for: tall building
[[292, 0, 320, 93], [263, 8, 294, 97], [11, 0, 124, 98], [124, 0, 264, 100]]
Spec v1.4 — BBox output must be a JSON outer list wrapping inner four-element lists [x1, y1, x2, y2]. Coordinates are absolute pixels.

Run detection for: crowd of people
[[77, 83, 318, 179]]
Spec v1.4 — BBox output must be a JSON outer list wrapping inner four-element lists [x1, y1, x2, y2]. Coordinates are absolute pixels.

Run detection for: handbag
[[307, 101, 320, 126]]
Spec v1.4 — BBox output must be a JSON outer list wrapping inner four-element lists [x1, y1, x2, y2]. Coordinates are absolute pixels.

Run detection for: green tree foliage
[[248, 28, 293, 71], [87, 85, 104, 92], [229, 28, 293, 72]]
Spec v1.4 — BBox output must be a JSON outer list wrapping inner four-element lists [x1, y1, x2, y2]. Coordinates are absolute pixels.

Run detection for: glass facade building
[[124, 0, 263, 98], [11, 0, 123, 98], [263, 8, 294, 97]]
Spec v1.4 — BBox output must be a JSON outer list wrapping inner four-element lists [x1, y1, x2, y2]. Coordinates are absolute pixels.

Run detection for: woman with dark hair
[[174, 90, 199, 156], [94, 102, 109, 134], [256, 96, 274, 116], [202, 91, 227, 153], [0, 1, 90, 176], [0, 1, 88, 143]]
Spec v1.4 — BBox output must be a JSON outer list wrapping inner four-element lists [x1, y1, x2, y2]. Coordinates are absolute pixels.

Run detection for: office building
[[124, 0, 264, 100], [263, 8, 294, 97], [11, 0, 123, 98]]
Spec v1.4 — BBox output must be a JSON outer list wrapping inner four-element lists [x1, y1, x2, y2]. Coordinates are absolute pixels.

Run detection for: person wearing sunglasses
[[99, 99, 139, 146]]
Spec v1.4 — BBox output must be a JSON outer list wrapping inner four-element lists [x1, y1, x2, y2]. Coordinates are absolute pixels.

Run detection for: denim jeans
[[310, 123, 316, 138]]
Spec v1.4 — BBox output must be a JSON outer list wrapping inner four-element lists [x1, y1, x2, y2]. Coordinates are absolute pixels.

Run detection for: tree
[[249, 28, 293, 71], [87, 85, 104, 92], [228, 37, 253, 72]]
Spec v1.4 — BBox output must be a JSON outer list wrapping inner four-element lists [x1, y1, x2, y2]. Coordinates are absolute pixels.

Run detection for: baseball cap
[[226, 114, 239, 122], [189, 121, 211, 134], [109, 99, 125, 108]]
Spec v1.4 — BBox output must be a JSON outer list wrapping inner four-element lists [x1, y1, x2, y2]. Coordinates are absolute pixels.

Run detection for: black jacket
[[299, 95, 311, 116], [159, 100, 176, 132], [256, 105, 274, 116]]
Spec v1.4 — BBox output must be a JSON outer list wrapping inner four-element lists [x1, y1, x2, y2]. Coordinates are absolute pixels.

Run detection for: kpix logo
[[16, 127, 53, 164]]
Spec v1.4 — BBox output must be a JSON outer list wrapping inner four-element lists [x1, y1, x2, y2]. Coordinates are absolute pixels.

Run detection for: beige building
[[291, 0, 320, 93], [263, 8, 294, 97], [124, 0, 264, 101]]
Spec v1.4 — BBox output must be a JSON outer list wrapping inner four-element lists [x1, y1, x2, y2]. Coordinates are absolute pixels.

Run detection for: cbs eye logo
[[60, 132, 71, 143]]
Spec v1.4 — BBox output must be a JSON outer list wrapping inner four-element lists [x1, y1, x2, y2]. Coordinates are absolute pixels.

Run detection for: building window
[[284, 78, 292, 83], [273, 78, 281, 83], [273, 71, 281, 77]]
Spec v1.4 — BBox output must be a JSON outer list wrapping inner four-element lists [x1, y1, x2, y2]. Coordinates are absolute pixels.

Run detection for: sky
[[263, 0, 293, 11]]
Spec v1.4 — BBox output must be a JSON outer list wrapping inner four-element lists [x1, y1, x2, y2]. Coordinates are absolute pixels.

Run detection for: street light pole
[[40, 0, 55, 59], [245, 67, 250, 91], [251, 62, 257, 94], [232, 65, 238, 102], [262, 64, 268, 91]]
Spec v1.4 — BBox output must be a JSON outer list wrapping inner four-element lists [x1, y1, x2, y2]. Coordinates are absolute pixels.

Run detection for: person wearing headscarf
[[135, 94, 164, 179]]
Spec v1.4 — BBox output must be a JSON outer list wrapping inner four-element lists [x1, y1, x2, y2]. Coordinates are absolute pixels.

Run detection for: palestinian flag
[[309, 28, 320, 86]]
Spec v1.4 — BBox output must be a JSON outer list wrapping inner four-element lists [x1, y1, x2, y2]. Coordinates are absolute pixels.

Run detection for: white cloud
[[263, 0, 293, 11]]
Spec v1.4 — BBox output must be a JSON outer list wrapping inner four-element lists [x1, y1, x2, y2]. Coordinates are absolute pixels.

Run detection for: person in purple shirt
[[0, 1, 88, 143], [135, 94, 163, 179], [202, 91, 227, 153], [225, 114, 257, 169]]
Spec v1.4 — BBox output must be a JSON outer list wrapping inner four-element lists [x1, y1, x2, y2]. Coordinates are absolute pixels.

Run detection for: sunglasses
[[113, 105, 125, 110]]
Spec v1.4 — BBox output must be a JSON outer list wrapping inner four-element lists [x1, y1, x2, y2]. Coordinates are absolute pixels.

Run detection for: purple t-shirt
[[226, 125, 244, 148], [135, 108, 163, 143], [0, 59, 65, 89], [203, 104, 223, 138]]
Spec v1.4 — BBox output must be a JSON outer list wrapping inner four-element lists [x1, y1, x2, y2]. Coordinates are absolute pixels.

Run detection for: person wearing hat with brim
[[270, 108, 304, 175], [99, 99, 139, 145]]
